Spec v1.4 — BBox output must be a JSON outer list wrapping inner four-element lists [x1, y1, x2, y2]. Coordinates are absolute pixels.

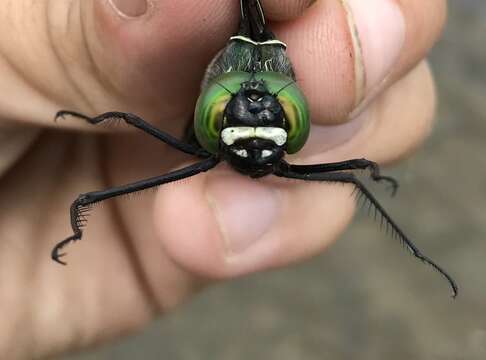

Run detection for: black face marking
[[225, 80, 285, 128]]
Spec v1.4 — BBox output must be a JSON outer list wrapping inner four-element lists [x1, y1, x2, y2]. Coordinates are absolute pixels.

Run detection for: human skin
[[0, 0, 446, 358]]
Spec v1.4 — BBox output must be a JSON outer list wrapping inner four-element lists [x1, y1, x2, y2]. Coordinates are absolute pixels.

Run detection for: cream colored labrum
[[221, 127, 288, 148]]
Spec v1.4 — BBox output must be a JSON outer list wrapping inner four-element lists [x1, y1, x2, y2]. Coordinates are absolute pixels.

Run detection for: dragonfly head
[[218, 79, 286, 176], [194, 72, 310, 176]]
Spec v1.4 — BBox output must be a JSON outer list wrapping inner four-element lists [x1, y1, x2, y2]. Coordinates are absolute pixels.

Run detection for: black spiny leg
[[52, 156, 220, 265], [56, 111, 210, 158], [284, 159, 399, 196], [275, 164, 458, 298]]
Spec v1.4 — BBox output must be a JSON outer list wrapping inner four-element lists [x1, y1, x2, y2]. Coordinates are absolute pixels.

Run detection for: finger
[[0, 0, 235, 128], [153, 61, 434, 279], [298, 61, 436, 165], [348, 61, 436, 164], [272, 0, 446, 123], [393, 0, 448, 78], [0, 124, 40, 177], [263, 0, 316, 20], [155, 166, 355, 279]]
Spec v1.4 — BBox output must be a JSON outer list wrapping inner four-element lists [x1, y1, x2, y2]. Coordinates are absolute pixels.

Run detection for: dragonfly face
[[194, 72, 310, 177], [220, 78, 287, 177]]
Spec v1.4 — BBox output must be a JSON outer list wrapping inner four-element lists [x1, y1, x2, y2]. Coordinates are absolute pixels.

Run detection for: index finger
[[272, 0, 447, 124]]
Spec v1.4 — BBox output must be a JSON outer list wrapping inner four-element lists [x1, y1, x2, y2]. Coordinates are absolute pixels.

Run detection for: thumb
[[0, 0, 237, 129], [154, 165, 354, 279]]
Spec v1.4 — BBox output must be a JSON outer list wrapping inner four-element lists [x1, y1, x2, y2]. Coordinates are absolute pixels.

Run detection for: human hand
[[0, 0, 446, 358]]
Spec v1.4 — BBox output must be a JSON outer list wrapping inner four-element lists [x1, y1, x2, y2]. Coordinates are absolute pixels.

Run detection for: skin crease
[[0, 0, 446, 358]]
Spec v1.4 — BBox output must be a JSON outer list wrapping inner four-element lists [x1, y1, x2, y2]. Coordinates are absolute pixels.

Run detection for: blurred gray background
[[63, 1, 486, 359]]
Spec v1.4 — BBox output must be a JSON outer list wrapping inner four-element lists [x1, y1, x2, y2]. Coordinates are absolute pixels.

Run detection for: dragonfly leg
[[52, 156, 220, 265], [282, 159, 399, 196], [274, 165, 458, 298], [55, 110, 210, 158]]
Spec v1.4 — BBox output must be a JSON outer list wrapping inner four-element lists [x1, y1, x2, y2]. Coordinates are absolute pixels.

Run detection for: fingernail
[[341, 0, 405, 106], [207, 176, 280, 257], [109, 0, 148, 18]]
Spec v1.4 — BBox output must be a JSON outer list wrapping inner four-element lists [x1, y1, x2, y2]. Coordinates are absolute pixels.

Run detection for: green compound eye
[[259, 72, 310, 154], [194, 71, 310, 154], [194, 72, 250, 154]]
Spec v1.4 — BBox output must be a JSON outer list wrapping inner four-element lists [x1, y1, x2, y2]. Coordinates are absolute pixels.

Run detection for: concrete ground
[[64, 1, 486, 359]]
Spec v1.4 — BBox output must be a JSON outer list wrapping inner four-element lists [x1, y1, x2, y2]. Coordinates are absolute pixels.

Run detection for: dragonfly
[[52, 0, 457, 298]]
